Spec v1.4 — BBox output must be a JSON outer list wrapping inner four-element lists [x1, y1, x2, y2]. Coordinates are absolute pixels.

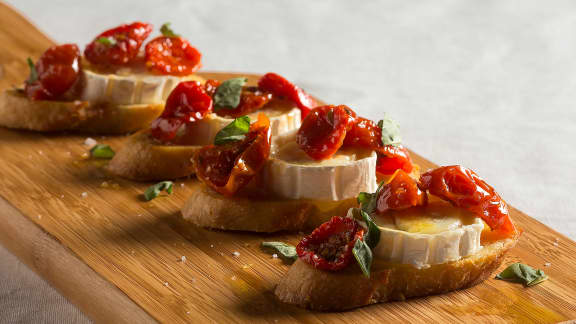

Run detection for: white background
[[2, 0, 576, 322]]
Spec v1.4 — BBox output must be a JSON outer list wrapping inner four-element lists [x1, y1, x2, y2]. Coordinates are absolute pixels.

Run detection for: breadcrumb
[[81, 192, 88, 198], [181, 256, 187, 263], [232, 251, 240, 257]]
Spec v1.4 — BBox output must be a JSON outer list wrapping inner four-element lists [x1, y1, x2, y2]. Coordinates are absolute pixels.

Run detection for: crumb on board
[[272, 254, 278, 259], [544, 262, 551, 267], [84, 137, 98, 147], [180, 256, 187, 263], [164, 282, 169, 287], [232, 251, 240, 257], [81, 192, 88, 198], [231, 275, 237, 281]]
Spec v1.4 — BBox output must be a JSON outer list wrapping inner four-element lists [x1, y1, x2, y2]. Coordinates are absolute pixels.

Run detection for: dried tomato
[[150, 81, 213, 142], [257, 73, 316, 119], [194, 114, 271, 196], [297, 216, 364, 271], [25, 44, 81, 100], [203, 79, 221, 97], [343, 117, 382, 150], [296, 105, 357, 160], [376, 169, 427, 215], [145, 36, 201, 76], [419, 165, 517, 240], [376, 145, 414, 176], [215, 88, 272, 118], [84, 22, 152, 67]]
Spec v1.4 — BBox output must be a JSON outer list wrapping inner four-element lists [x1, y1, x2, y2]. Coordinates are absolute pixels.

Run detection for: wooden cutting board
[[1, 3, 575, 323]]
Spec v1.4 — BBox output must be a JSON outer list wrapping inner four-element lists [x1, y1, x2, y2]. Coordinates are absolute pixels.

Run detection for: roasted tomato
[[297, 216, 364, 271], [25, 44, 81, 100], [376, 145, 413, 176], [296, 105, 357, 160], [145, 35, 201, 76], [419, 165, 517, 240], [194, 114, 271, 195], [376, 169, 427, 215], [343, 117, 381, 150], [214, 87, 272, 118], [257, 73, 316, 119], [150, 81, 213, 142], [203, 79, 221, 97], [84, 22, 152, 66]]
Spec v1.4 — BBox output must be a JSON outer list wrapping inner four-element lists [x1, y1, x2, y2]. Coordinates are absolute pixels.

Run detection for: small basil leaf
[[352, 238, 373, 278], [261, 242, 298, 263], [378, 114, 401, 146], [160, 23, 179, 38], [495, 263, 549, 287], [214, 77, 247, 110], [143, 181, 174, 201], [96, 36, 117, 46], [358, 181, 384, 214], [214, 116, 251, 145], [26, 58, 38, 84], [90, 144, 115, 159], [360, 209, 380, 249]]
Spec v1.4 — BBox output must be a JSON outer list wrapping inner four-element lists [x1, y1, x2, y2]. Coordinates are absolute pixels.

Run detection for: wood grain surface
[[0, 2, 575, 323]]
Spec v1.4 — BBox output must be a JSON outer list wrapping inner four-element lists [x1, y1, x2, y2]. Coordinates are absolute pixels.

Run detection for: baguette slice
[[0, 89, 163, 134], [181, 183, 357, 232], [275, 237, 517, 311], [107, 130, 200, 181]]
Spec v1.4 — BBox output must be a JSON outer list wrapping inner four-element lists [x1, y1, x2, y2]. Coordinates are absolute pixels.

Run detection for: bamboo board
[[0, 3, 575, 323]]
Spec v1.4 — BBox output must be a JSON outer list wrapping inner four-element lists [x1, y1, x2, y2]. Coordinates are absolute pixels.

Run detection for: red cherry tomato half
[[376, 169, 427, 215], [296, 105, 357, 160], [25, 44, 81, 100], [150, 81, 213, 142], [419, 165, 517, 240], [376, 145, 414, 176], [84, 22, 152, 66], [297, 216, 364, 272], [343, 117, 382, 150], [194, 114, 271, 196], [257, 73, 316, 119], [145, 36, 201, 76]]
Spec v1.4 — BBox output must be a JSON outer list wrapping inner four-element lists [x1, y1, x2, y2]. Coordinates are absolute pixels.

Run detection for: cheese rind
[[262, 131, 378, 201], [365, 204, 484, 269], [81, 69, 204, 105]]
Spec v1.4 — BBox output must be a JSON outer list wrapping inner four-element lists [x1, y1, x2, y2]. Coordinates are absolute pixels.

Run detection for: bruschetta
[[182, 104, 417, 232], [274, 166, 520, 310], [0, 22, 203, 133], [108, 73, 312, 181]]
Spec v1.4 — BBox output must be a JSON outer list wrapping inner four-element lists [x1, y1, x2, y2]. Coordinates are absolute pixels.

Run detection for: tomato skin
[[296, 105, 357, 160], [376, 145, 413, 176], [145, 36, 201, 76], [25, 44, 81, 100], [84, 22, 152, 67], [343, 117, 382, 150], [150, 81, 213, 142], [297, 216, 364, 272], [257, 73, 316, 119], [194, 114, 271, 196], [376, 169, 427, 214], [214, 88, 272, 118], [419, 165, 517, 240]]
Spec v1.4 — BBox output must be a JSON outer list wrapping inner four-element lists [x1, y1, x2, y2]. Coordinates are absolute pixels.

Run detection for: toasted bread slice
[[181, 183, 358, 232], [108, 130, 201, 181], [0, 89, 163, 134], [275, 238, 516, 311]]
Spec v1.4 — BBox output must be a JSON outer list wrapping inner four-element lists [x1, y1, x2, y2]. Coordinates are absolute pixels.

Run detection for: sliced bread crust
[[275, 238, 517, 311], [0, 90, 163, 134], [108, 131, 201, 181]]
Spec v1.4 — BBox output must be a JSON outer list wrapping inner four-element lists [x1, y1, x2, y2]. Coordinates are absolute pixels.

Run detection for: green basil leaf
[[495, 263, 549, 287], [352, 238, 373, 278], [143, 181, 174, 201], [26, 58, 38, 83], [358, 181, 384, 214], [261, 242, 298, 262], [160, 23, 179, 38], [360, 210, 380, 249], [378, 114, 401, 146], [214, 77, 247, 110], [96, 36, 117, 46], [90, 144, 115, 159], [214, 116, 251, 145]]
